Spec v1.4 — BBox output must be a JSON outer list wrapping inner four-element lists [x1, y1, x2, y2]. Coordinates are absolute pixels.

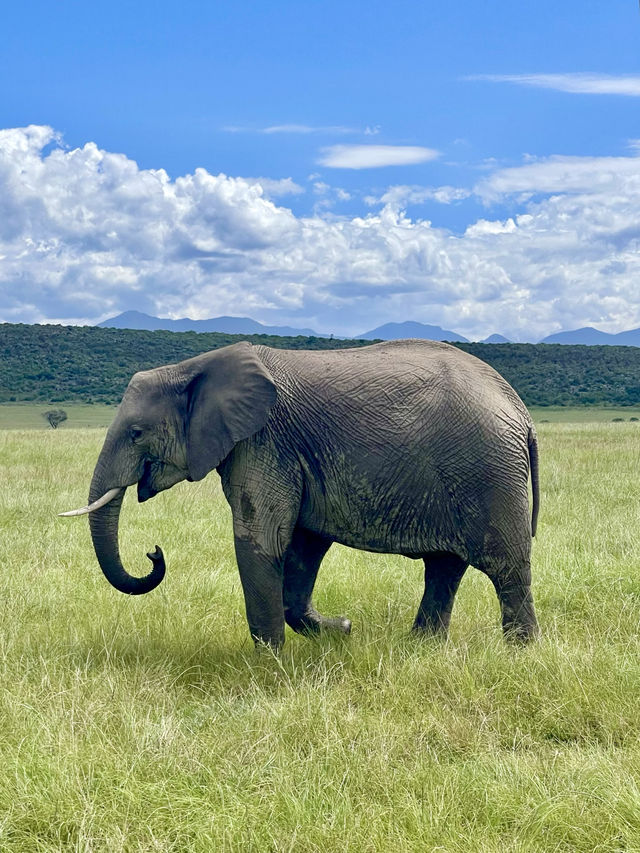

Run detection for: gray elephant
[[61, 339, 540, 648]]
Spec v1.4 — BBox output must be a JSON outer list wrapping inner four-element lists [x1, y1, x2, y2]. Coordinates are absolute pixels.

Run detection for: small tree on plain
[[43, 409, 68, 429]]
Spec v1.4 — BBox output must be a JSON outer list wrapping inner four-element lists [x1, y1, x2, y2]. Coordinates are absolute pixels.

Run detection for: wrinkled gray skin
[[88, 339, 539, 648]]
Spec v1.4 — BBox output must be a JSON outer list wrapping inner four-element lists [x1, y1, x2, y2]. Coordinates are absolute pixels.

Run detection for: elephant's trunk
[[88, 468, 166, 595]]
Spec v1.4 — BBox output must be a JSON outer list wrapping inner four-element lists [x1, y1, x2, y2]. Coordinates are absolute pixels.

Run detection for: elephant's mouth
[[137, 458, 187, 502], [137, 460, 157, 503]]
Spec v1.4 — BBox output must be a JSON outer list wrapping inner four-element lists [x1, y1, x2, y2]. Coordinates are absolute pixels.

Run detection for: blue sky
[[1, 0, 639, 339]]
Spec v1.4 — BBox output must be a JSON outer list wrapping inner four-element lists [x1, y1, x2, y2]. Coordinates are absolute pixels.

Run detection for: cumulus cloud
[[468, 73, 640, 96], [0, 125, 300, 322], [318, 145, 440, 169], [2, 125, 640, 341]]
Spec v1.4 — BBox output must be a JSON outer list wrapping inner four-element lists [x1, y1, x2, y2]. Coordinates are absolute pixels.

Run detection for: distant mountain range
[[97, 312, 640, 347], [98, 312, 505, 343], [538, 326, 640, 346], [97, 310, 322, 338]]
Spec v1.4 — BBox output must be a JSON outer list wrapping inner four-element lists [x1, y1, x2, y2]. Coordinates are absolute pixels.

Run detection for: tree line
[[2, 322, 640, 407]]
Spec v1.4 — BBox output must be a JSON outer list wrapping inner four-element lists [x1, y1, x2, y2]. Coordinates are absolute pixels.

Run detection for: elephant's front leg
[[283, 528, 351, 635], [222, 442, 304, 649], [233, 531, 286, 649]]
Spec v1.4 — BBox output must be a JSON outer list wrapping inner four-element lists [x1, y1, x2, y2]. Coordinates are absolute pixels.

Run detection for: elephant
[[61, 338, 540, 649]]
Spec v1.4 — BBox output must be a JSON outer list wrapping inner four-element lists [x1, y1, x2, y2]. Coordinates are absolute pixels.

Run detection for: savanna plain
[[1, 410, 640, 851]]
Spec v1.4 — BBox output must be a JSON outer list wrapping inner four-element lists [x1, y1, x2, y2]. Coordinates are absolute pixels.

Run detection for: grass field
[[3, 402, 640, 430], [0, 404, 117, 430], [1, 421, 640, 850], [529, 405, 640, 423]]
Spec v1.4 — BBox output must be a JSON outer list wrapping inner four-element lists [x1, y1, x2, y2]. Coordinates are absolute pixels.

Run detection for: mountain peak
[[357, 321, 469, 342], [481, 333, 511, 344]]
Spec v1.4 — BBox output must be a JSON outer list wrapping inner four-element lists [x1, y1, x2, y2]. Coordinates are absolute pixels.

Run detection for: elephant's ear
[[183, 342, 277, 481]]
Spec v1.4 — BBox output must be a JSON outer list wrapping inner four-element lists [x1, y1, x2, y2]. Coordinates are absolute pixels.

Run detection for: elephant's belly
[[298, 478, 472, 558], [320, 526, 452, 558], [297, 464, 530, 563]]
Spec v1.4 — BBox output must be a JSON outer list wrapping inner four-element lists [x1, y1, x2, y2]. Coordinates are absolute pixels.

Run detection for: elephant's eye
[[129, 426, 143, 441]]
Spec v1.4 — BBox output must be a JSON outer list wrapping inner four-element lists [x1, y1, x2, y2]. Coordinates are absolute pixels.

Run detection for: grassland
[[529, 405, 640, 423], [1, 421, 640, 850], [4, 402, 640, 430], [0, 403, 117, 430]]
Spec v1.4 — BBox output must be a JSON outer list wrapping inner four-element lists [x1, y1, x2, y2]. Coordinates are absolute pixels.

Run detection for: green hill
[[0, 324, 370, 404], [456, 342, 640, 407], [2, 323, 640, 407]]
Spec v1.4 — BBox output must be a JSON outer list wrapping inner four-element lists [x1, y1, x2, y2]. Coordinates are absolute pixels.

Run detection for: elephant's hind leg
[[486, 559, 539, 643], [283, 528, 351, 635], [412, 552, 468, 636]]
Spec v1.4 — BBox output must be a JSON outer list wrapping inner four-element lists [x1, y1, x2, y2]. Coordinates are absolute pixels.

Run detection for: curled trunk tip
[[89, 486, 166, 595]]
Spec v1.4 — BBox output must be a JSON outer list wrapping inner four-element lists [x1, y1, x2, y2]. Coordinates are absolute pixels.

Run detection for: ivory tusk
[[58, 487, 123, 517]]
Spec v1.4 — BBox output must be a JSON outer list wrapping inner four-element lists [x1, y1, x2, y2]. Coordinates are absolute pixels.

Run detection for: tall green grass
[[1, 422, 640, 850]]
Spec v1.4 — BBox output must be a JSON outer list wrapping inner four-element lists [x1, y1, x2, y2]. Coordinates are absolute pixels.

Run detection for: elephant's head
[[60, 342, 276, 595]]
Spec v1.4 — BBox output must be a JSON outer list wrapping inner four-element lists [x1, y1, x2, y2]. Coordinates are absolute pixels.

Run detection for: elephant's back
[[256, 337, 532, 495], [255, 339, 527, 423], [257, 337, 497, 377]]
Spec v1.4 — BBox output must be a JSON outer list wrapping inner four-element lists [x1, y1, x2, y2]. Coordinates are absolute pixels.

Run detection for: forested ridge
[[457, 342, 640, 407], [2, 322, 640, 407], [0, 324, 370, 404]]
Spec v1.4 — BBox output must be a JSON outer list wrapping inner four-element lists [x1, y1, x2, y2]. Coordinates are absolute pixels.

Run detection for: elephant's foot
[[490, 567, 539, 645], [285, 607, 351, 636], [502, 616, 539, 645], [253, 635, 284, 654], [249, 622, 286, 652], [410, 619, 449, 638]]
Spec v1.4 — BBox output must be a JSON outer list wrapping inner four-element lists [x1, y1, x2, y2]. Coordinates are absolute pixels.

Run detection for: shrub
[[42, 409, 68, 429]]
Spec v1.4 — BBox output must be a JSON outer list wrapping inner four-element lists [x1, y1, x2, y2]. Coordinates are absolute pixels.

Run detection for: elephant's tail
[[528, 426, 539, 537]]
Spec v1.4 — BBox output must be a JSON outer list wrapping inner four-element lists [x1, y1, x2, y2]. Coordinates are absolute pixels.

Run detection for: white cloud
[[377, 184, 470, 207], [318, 145, 440, 169], [310, 181, 352, 213], [3, 126, 640, 341], [465, 218, 517, 237], [240, 177, 304, 198], [469, 73, 640, 96], [474, 154, 640, 202]]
